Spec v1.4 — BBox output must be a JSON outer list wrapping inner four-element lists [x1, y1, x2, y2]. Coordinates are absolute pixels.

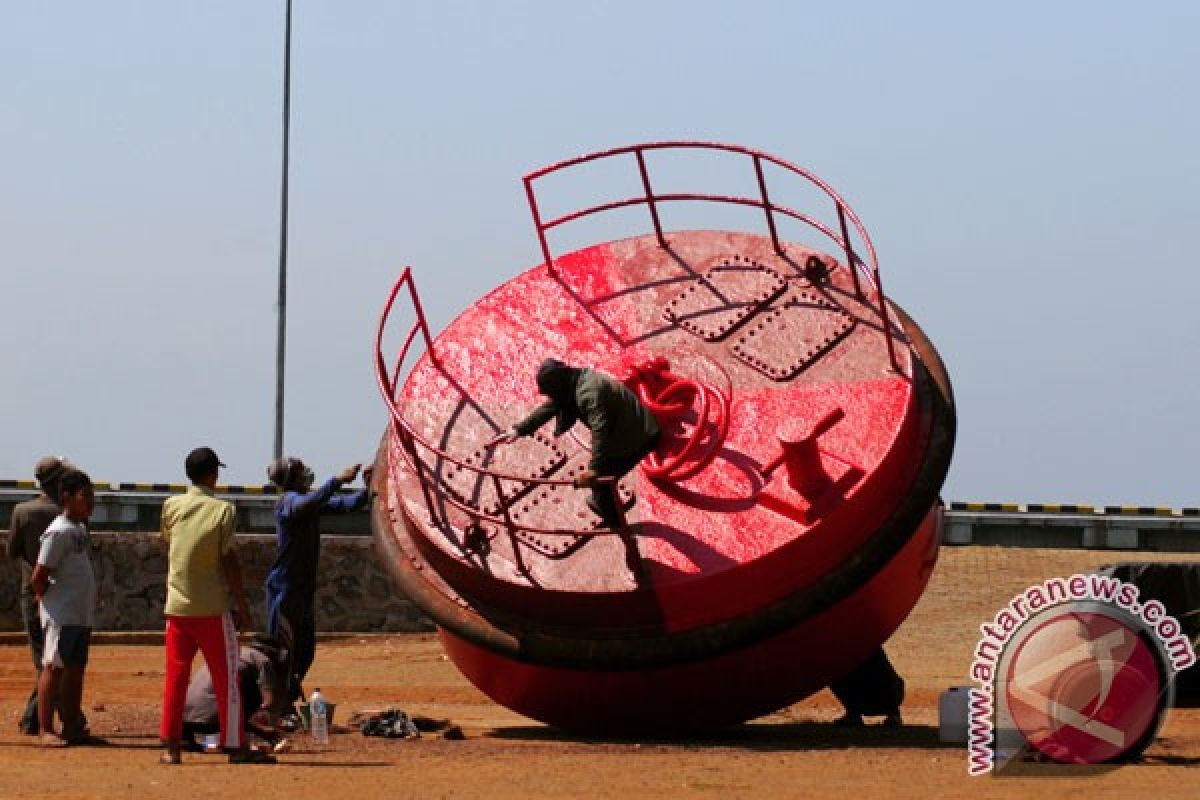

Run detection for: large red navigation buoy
[[372, 142, 955, 733]]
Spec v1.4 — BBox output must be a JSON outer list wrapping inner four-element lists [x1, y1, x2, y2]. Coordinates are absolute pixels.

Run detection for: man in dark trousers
[[5, 456, 84, 738], [491, 358, 660, 527], [830, 647, 904, 727], [264, 458, 371, 702]]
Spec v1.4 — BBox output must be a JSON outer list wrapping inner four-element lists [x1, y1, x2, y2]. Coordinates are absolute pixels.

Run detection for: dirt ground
[[1, 546, 1198, 799]]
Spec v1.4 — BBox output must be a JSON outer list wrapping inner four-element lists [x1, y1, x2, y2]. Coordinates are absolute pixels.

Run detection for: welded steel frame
[[378, 142, 895, 543], [522, 141, 897, 368], [374, 268, 634, 540]]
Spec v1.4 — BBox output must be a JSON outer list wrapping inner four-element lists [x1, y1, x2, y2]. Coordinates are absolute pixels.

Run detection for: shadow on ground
[[487, 721, 960, 751], [0, 736, 395, 768]]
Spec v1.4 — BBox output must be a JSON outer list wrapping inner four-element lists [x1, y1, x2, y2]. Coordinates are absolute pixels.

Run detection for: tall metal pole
[[274, 0, 293, 460]]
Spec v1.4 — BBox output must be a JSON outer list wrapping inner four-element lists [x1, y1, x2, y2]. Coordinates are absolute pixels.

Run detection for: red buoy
[[372, 142, 955, 733]]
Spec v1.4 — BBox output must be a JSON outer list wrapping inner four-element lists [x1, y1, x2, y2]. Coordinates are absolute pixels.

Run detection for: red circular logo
[[1005, 610, 1163, 764]]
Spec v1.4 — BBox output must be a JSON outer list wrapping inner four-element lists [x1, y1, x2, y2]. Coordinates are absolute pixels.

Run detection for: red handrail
[[377, 144, 903, 546], [375, 268, 631, 538], [522, 141, 897, 369]]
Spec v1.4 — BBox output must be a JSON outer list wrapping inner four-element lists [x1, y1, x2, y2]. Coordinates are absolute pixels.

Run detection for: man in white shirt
[[31, 468, 97, 747]]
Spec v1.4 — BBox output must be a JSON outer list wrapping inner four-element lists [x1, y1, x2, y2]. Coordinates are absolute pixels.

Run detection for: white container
[[938, 686, 971, 743]]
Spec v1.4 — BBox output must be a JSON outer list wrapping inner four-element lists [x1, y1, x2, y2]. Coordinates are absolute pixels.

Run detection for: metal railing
[[375, 268, 629, 543], [523, 141, 898, 368], [377, 145, 900, 544]]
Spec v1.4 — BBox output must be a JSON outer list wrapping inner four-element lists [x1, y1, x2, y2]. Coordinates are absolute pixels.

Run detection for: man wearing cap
[[6, 456, 83, 737], [264, 457, 371, 702], [159, 447, 269, 764], [491, 359, 660, 527]]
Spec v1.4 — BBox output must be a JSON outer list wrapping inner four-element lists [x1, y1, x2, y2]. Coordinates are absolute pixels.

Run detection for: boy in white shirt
[[31, 469, 97, 747]]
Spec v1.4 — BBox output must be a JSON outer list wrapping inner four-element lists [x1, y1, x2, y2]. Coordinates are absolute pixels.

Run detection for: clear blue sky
[[2, 2, 1197, 505]]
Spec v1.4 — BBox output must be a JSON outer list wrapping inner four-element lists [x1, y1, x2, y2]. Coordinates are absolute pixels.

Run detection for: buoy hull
[[373, 216, 955, 733], [438, 505, 940, 732]]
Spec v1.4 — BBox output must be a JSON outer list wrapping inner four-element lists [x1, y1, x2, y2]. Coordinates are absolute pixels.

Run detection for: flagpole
[[274, 0, 293, 460]]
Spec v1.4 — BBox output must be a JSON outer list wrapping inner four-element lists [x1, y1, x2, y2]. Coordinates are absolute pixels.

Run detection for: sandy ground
[[1, 546, 1198, 799]]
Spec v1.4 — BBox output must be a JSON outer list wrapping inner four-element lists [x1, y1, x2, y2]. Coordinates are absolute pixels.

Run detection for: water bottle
[[310, 688, 329, 747]]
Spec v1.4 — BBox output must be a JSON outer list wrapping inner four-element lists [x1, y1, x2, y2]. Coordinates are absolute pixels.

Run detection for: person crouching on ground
[[183, 636, 290, 751], [159, 447, 271, 765], [30, 468, 97, 747], [490, 358, 660, 528], [264, 458, 372, 704]]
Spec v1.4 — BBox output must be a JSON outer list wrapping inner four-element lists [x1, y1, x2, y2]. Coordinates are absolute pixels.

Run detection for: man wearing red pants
[[158, 447, 271, 765]]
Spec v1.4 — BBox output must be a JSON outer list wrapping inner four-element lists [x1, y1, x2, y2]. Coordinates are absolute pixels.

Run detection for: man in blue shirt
[[264, 458, 371, 701]]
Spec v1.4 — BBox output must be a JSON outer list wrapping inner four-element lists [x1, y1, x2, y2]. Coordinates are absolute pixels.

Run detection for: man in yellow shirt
[[158, 447, 270, 765]]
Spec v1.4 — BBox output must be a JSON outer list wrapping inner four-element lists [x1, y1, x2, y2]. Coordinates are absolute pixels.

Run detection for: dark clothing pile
[[359, 709, 420, 739]]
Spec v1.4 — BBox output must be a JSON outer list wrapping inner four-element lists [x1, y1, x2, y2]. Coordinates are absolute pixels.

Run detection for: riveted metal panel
[[441, 431, 567, 516], [663, 257, 787, 341], [731, 291, 856, 380]]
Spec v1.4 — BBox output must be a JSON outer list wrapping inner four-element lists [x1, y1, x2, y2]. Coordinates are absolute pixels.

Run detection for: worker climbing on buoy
[[488, 358, 660, 528]]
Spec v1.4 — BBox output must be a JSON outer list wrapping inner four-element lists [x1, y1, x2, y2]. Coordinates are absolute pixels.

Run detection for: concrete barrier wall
[[0, 532, 433, 633], [6, 495, 1198, 632]]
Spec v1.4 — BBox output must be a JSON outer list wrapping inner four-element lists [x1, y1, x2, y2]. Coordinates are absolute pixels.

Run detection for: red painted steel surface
[[372, 143, 955, 733], [521, 142, 898, 368], [387, 230, 914, 627], [440, 506, 941, 733]]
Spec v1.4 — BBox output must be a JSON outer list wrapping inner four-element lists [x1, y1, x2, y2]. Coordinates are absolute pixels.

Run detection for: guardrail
[[948, 501, 1200, 517], [0, 479, 279, 494], [374, 268, 634, 545], [2, 487, 1197, 549], [522, 141, 898, 369], [942, 506, 1200, 552]]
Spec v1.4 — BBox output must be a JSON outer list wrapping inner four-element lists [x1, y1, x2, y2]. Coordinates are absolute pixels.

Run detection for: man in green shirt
[[492, 359, 660, 527]]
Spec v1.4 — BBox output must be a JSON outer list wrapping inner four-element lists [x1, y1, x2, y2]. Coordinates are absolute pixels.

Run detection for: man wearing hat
[[491, 359, 660, 528], [263, 457, 371, 703], [6, 456, 84, 737], [159, 447, 269, 764]]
